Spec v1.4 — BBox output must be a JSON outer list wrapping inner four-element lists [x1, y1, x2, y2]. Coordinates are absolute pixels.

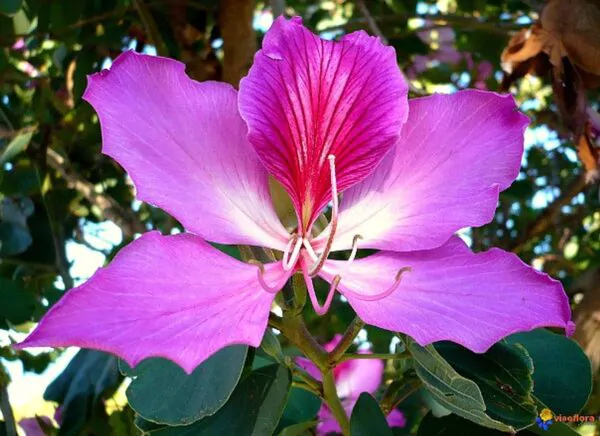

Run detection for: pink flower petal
[[387, 409, 407, 428], [17, 231, 289, 374], [83, 51, 289, 250], [335, 356, 383, 399], [238, 17, 408, 231], [319, 237, 573, 353], [314, 90, 529, 252]]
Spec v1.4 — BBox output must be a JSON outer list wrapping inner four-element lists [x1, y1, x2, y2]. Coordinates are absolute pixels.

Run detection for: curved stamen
[[248, 259, 281, 294], [308, 155, 339, 277], [303, 261, 340, 316], [282, 234, 302, 271], [347, 234, 363, 264], [302, 238, 319, 262], [341, 267, 411, 301]]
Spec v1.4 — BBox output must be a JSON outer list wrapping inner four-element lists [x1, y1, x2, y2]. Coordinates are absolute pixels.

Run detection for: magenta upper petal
[[16, 232, 289, 374], [314, 90, 529, 252], [319, 237, 573, 353], [238, 17, 408, 231], [83, 51, 289, 250]]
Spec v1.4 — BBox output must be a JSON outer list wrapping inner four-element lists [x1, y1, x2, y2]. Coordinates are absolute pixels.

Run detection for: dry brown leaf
[[542, 0, 600, 75], [551, 59, 587, 137]]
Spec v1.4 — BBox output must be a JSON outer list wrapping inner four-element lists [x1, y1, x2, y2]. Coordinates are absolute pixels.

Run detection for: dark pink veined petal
[[238, 17, 408, 232], [313, 90, 529, 252], [16, 232, 289, 374], [319, 237, 573, 352], [83, 51, 289, 250]]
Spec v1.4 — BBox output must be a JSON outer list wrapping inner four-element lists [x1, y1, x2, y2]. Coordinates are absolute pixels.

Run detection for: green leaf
[[277, 420, 317, 436], [417, 412, 506, 435], [0, 277, 36, 328], [0, 197, 33, 256], [434, 341, 537, 429], [277, 387, 321, 430], [505, 329, 592, 415], [417, 412, 572, 436], [0, 0, 22, 15], [261, 328, 285, 364], [120, 345, 248, 426], [526, 421, 579, 436], [142, 364, 292, 436], [45, 350, 121, 436], [0, 130, 33, 165], [350, 393, 392, 436], [406, 338, 513, 433]]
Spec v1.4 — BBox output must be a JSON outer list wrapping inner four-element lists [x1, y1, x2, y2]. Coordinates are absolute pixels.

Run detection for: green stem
[[292, 366, 322, 395], [268, 314, 328, 373], [380, 377, 423, 415], [339, 351, 411, 363], [328, 316, 365, 365], [323, 370, 350, 435]]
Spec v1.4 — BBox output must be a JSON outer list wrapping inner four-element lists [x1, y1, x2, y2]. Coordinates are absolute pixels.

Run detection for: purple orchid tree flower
[[297, 335, 406, 434], [17, 17, 573, 374]]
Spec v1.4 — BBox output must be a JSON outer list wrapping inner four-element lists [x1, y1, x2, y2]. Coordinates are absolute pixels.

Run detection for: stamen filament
[[347, 234, 363, 263], [249, 260, 281, 294], [308, 155, 338, 277], [341, 267, 411, 301], [303, 261, 340, 316], [302, 238, 319, 262], [282, 234, 303, 271]]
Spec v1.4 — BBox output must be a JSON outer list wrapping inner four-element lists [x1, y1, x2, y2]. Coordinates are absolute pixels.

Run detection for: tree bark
[[219, 0, 257, 86]]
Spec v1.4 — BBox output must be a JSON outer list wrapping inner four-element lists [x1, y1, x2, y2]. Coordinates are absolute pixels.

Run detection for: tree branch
[[219, 0, 257, 86], [510, 173, 588, 253], [0, 366, 17, 436], [355, 0, 388, 43], [46, 149, 144, 239], [133, 0, 169, 56], [319, 13, 527, 36]]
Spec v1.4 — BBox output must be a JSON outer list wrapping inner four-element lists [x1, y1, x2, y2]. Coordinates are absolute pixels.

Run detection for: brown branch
[[270, 0, 286, 17], [0, 366, 17, 436], [133, 0, 168, 56], [47, 149, 144, 239], [219, 0, 257, 86], [319, 13, 527, 36], [355, 0, 388, 43], [510, 173, 588, 253]]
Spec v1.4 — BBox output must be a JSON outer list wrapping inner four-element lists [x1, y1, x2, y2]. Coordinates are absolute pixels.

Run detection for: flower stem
[[338, 351, 411, 363], [292, 366, 322, 396], [268, 313, 329, 373], [380, 376, 423, 415], [323, 369, 350, 436], [328, 316, 365, 365]]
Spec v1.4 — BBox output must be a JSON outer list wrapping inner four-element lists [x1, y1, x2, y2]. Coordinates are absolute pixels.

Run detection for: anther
[[341, 267, 412, 301], [303, 261, 340, 316], [249, 259, 280, 294], [282, 234, 303, 271], [308, 155, 339, 277], [347, 234, 363, 264]]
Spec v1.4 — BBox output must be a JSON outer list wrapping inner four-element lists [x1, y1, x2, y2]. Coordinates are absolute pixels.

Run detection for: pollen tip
[[395, 266, 412, 281]]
